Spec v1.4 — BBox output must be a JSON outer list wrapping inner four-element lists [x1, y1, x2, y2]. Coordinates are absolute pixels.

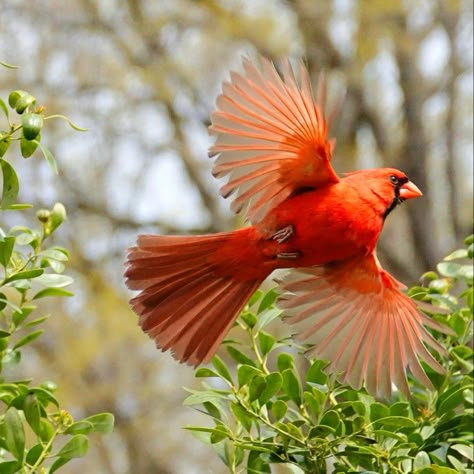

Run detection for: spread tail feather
[[125, 233, 265, 365]]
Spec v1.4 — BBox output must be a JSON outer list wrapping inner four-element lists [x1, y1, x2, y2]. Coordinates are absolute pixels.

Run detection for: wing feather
[[209, 55, 339, 223], [277, 252, 449, 399]]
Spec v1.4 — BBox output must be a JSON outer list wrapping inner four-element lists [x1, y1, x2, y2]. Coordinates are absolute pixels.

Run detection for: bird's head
[[344, 168, 422, 219]]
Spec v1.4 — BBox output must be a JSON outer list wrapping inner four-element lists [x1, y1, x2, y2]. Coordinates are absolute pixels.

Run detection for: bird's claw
[[271, 225, 295, 243], [276, 251, 301, 260]]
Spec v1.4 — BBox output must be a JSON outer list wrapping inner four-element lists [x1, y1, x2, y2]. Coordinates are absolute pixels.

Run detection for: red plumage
[[125, 55, 447, 399]]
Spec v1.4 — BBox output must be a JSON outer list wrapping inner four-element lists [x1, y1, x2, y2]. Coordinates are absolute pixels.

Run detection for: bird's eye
[[390, 175, 399, 185]]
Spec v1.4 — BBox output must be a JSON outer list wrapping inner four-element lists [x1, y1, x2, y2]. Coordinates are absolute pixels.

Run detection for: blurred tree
[[0, 0, 472, 472]]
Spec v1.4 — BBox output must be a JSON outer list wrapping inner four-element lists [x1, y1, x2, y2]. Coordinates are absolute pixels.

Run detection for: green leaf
[[303, 391, 321, 418], [40, 248, 69, 261], [0, 134, 11, 158], [258, 372, 283, 405], [0, 159, 19, 209], [2, 349, 21, 367], [258, 331, 275, 356], [12, 305, 36, 327], [211, 355, 233, 383], [437, 384, 467, 414], [195, 367, 220, 378], [238, 365, 262, 388], [450, 443, 474, 461], [81, 413, 114, 434], [23, 394, 41, 435], [277, 353, 294, 371], [240, 311, 257, 328], [390, 401, 410, 417], [319, 410, 341, 431], [55, 434, 89, 460], [372, 416, 416, 429], [248, 289, 264, 307], [64, 420, 94, 435], [0, 461, 22, 474], [30, 387, 59, 408], [203, 401, 222, 421], [370, 402, 389, 422], [306, 359, 328, 385], [13, 330, 43, 350], [4, 268, 44, 283], [247, 450, 271, 474], [281, 368, 301, 406], [271, 399, 287, 421], [249, 375, 267, 403], [25, 444, 44, 465], [14, 230, 36, 246], [0, 98, 10, 118], [210, 424, 232, 444], [444, 249, 469, 260], [49, 457, 72, 474], [254, 307, 282, 332], [372, 429, 406, 441], [226, 346, 256, 366], [413, 451, 431, 470], [39, 418, 55, 443], [20, 137, 39, 157], [4, 407, 25, 461], [257, 288, 278, 313], [35, 273, 73, 287], [38, 142, 58, 174], [183, 389, 229, 406], [438, 261, 473, 280], [447, 455, 468, 473], [32, 287, 74, 299], [0, 236, 15, 267], [230, 402, 252, 432], [418, 467, 460, 474]]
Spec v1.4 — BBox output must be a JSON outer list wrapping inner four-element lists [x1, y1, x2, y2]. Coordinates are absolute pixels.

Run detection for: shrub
[[186, 236, 473, 473], [0, 66, 114, 473]]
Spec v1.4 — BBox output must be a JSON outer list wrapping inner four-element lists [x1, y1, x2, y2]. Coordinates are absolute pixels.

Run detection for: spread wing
[[209, 55, 339, 223], [277, 252, 448, 399]]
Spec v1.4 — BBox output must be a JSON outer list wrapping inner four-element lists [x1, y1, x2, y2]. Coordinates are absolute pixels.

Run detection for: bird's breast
[[257, 184, 384, 268]]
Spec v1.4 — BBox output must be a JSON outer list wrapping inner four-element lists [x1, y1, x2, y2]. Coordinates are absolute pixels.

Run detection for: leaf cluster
[[186, 237, 474, 473], [0, 71, 114, 473]]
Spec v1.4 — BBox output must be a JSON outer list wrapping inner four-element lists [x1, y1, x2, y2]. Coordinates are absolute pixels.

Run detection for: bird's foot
[[276, 251, 301, 260], [271, 225, 295, 243]]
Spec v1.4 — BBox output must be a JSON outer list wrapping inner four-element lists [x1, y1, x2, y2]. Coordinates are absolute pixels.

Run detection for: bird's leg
[[271, 225, 295, 243]]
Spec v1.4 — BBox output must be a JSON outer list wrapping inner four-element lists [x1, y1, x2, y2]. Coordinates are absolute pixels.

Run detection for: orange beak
[[399, 181, 422, 200]]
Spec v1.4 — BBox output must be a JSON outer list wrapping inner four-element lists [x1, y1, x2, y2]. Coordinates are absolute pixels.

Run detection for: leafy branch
[[186, 237, 473, 473], [0, 66, 114, 472]]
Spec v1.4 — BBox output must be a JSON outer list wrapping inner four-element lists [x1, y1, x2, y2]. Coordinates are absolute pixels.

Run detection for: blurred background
[[0, 0, 472, 472]]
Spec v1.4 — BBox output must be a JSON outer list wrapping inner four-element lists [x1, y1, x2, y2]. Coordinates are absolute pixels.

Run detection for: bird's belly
[[257, 190, 382, 268]]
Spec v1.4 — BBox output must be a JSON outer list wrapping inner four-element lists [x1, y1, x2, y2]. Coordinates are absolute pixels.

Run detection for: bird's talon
[[276, 251, 301, 260], [272, 225, 295, 243]]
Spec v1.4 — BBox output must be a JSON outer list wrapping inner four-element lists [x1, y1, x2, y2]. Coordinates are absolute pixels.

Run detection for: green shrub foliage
[[187, 237, 473, 474], [0, 68, 114, 473]]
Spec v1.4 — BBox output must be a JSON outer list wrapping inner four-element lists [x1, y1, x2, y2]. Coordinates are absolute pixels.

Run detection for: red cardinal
[[125, 55, 447, 398]]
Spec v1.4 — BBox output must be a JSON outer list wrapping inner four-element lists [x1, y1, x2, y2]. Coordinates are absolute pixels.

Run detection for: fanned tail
[[124, 231, 266, 365]]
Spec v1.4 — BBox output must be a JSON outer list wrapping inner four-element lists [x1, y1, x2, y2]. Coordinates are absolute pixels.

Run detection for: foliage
[[0, 71, 114, 472], [186, 237, 474, 474]]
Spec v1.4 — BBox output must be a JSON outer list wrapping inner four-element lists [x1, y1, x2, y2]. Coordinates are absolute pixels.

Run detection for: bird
[[125, 54, 448, 399]]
